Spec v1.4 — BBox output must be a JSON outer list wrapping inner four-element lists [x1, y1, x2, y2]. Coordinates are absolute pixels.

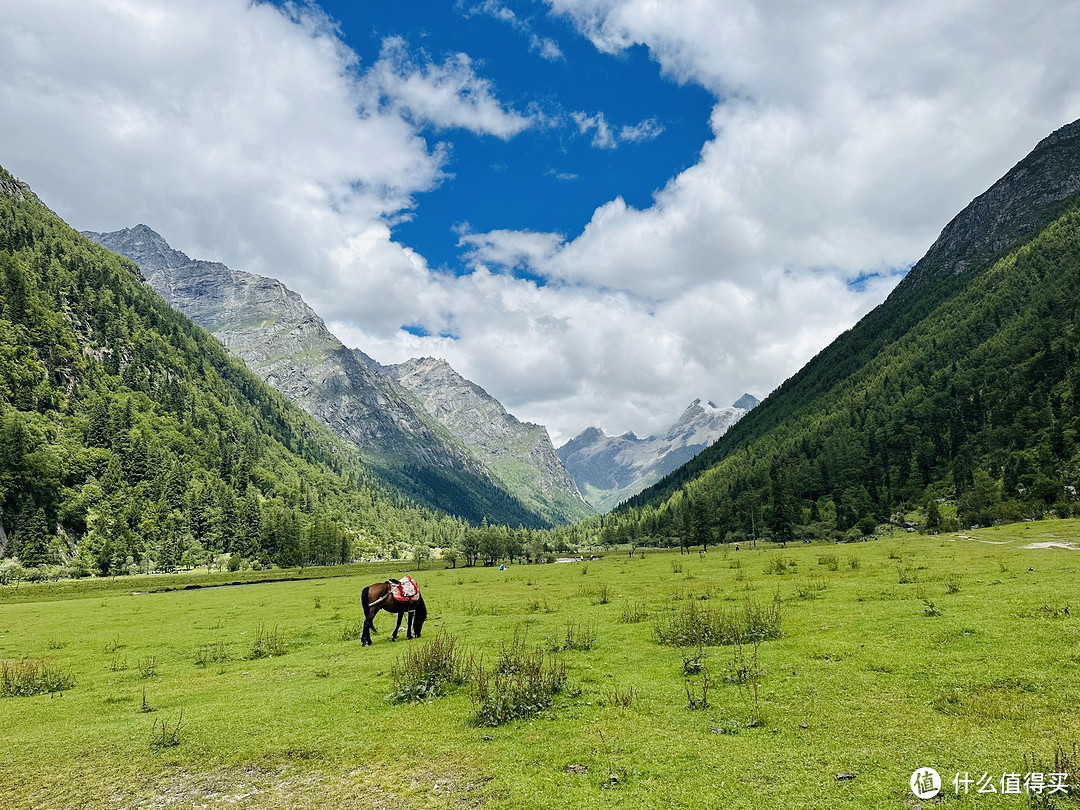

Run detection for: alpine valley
[[4, 114, 1080, 568]]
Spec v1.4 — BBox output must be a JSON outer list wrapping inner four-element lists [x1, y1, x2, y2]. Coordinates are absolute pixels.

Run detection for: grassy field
[[3, 522, 1080, 809]]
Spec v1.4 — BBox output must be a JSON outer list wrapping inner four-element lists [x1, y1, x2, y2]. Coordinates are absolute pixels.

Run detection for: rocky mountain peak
[[558, 395, 756, 513], [733, 393, 760, 410], [0, 169, 36, 203], [386, 356, 594, 525], [85, 224, 186, 273], [898, 117, 1080, 293]]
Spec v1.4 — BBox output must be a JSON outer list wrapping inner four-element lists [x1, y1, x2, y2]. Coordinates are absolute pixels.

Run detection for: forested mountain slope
[[83, 225, 549, 528], [0, 166, 471, 574], [615, 118, 1080, 544]]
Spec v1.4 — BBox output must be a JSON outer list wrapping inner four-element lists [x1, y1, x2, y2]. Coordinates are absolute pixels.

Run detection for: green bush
[[653, 595, 783, 647], [248, 624, 288, 659], [472, 635, 567, 726], [1, 659, 76, 697], [387, 631, 473, 704]]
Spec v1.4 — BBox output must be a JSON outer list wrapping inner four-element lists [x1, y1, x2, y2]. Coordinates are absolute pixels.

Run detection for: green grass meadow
[[3, 522, 1080, 809]]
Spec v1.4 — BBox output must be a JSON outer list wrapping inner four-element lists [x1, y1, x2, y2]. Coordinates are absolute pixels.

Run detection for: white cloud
[[572, 111, 617, 149], [362, 36, 532, 139], [2, 0, 1080, 450], [462, 0, 565, 61], [457, 228, 565, 273], [619, 117, 664, 143], [571, 111, 663, 149]]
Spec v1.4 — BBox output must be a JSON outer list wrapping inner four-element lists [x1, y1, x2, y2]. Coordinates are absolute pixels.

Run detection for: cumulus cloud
[[3, 0, 1080, 448], [362, 36, 532, 139], [457, 228, 565, 274]]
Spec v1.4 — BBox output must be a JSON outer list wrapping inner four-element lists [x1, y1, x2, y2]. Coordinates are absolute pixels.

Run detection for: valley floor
[[2, 521, 1080, 808]]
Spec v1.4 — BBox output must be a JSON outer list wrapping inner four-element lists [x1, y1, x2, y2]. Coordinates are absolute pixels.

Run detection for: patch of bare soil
[[108, 763, 492, 810]]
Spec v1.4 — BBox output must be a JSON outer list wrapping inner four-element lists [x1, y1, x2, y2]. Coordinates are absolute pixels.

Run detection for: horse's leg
[[361, 606, 375, 646], [406, 610, 414, 640], [392, 610, 404, 641]]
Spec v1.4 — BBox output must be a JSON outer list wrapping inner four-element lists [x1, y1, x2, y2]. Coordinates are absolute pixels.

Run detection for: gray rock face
[[559, 395, 758, 513], [82, 225, 557, 527], [386, 357, 594, 525], [898, 118, 1080, 292]]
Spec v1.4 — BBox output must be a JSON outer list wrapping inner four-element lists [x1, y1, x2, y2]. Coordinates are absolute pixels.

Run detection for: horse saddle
[[389, 575, 420, 603]]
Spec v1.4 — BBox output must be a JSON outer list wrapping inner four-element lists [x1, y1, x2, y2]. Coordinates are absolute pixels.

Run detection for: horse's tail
[[361, 585, 370, 616], [415, 594, 427, 622]]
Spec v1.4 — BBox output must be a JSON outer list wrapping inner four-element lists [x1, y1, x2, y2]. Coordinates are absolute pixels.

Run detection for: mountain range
[[7, 112, 1080, 563], [83, 225, 591, 528], [381, 355, 593, 525], [558, 395, 758, 513]]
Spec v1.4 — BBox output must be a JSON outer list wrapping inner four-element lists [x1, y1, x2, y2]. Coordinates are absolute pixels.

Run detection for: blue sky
[[2, 0, 1080, 442], [313, 0, 714, 277]]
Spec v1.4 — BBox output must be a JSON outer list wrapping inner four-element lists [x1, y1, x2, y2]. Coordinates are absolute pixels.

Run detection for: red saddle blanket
[[390, 575, 420, 602]]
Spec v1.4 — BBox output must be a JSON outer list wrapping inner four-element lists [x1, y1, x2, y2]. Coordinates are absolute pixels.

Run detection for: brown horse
[[360, 579, 427, 646]]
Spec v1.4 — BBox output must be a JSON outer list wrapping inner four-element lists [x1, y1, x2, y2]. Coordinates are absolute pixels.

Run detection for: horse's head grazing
[[413, 595, 427, 637]]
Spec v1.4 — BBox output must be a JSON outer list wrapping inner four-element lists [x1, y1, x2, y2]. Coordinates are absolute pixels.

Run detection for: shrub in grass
[[620, 600, 649, 624], [386, 631, 474, 704], [653, 595, 782, 647], [472, 635, 567, 726], [817, 553, 840, 571], [722, 637, 763, 686], [795, 576, 827, 600], [684, 670, 711, 710], [138, 656, 158, 679], [764, 556, 791, 575], [248, 624, 288, 659], [151, 710, 184, 749], [944, 573, 963, 594], [341, 619, 365, 641], [559, 620, 596, 651], [898, 565, 919, 584], [194, 640, 231, 668], [605, 684, 634, 709], [1, 659, 76, 697], [1024, 743, 1078, 810]]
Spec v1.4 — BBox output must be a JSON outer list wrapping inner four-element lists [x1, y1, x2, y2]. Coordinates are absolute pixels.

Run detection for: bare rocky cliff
[[898, 118, 1080, 292], [385, 357, 594, 525]]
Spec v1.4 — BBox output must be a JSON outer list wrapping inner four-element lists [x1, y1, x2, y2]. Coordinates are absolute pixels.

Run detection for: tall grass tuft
[[620, 600, 649, 624], [387, 631, 474, 703], [1024, 742, 1078, 810], [560, 620, 596, 651], [248, 624, 289, 659], [653, 594, 782, 647], [1, 659, 76, 697], [472, 634, 567, 726], [194, 640, 231, 668]]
